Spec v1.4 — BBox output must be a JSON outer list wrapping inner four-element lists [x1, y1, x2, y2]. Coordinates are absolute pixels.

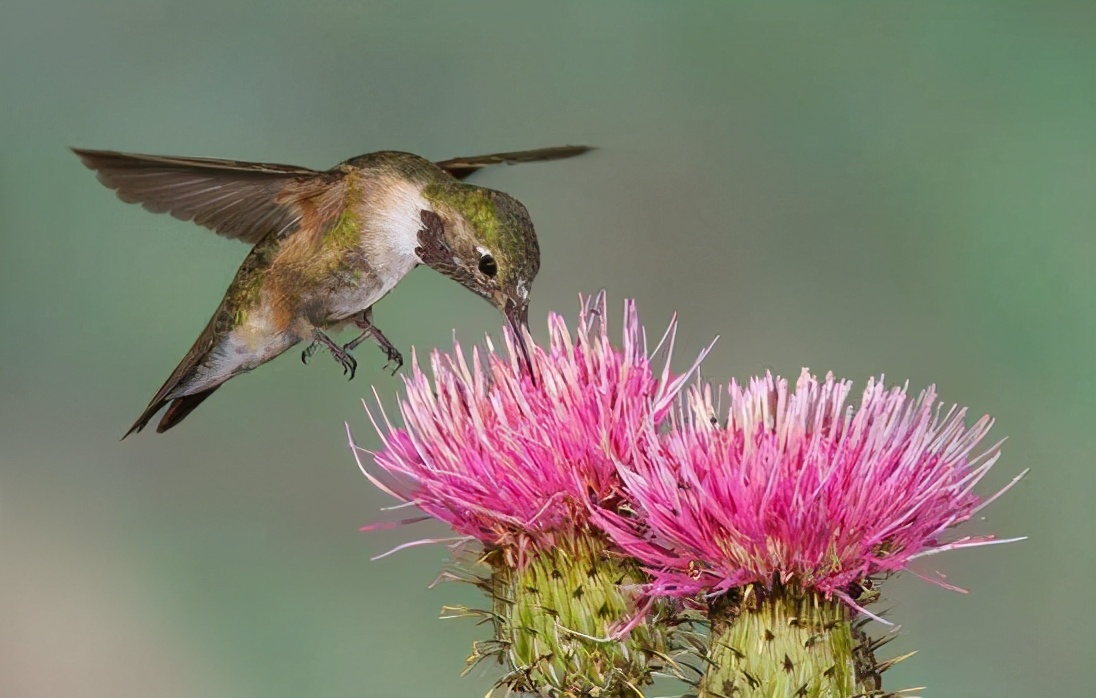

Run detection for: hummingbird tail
[[156, 387, 220, 434], [121, 386, 219, 438], [123, 400, 167, 439]]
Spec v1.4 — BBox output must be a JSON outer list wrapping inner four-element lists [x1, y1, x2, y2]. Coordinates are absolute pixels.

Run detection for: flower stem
[[698, 583, 883, 698]]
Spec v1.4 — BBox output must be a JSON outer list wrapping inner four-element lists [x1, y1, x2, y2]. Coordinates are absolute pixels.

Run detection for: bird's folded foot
[[301, 341, 321, 364], [345, 308, 404, 376], [311, 330, 358, 380], [380, 345, 403, 376]]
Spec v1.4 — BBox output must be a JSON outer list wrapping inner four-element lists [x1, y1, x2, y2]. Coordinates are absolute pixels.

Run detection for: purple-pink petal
[[595, 369, 1021, 600], [354, 293, 708, 563]]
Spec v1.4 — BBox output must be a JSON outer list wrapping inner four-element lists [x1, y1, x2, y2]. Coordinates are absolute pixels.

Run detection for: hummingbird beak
[[503, 297, 535, 382]]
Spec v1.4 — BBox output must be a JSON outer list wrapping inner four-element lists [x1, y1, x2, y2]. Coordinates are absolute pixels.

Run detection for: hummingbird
[[73, 145, 591, 437]]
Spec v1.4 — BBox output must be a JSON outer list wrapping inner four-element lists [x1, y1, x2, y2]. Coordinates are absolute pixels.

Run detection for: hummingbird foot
[[310, 329, 358, 380], [344, 308, 404, 376], [300, 341, 321, 364]]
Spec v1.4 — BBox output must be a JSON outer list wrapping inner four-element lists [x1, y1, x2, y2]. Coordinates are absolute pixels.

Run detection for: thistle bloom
[[354, 294, 707, 696], [596, 370, 1025, 697]]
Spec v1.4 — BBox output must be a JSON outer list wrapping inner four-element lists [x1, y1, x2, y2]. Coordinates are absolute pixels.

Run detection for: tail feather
[[156, 388, 220, 433], [123, 398, 170, 439], [122, 308, 223, 439], [121, 386, 221, 439]]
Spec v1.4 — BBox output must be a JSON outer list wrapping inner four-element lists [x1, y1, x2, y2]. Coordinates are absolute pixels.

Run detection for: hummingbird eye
[[478, 254, 498, 277]]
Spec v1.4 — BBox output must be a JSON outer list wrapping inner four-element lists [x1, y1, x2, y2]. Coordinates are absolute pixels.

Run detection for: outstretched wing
[[73, 148, 341, 244], [435, 145, 592, 181]]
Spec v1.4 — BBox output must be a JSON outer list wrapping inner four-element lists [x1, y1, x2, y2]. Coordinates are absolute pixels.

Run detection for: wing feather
[[73, 148, 339, 244], [435, 145, 592, 181]]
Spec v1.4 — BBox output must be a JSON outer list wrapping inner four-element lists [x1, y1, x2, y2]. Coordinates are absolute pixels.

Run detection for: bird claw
[[341, 353, 358, 380], [328, 346, 357, 380], [308, 330, 358, 379], [382, 346, 404, 376], [347, 308, 404, 377], [305, 312, 401, 380], [301, 342, 320, 364]]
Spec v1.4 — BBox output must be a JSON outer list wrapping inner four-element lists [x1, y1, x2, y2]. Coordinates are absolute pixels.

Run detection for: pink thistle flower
[[597, 369, 1026, 608], [355, 293, 706, 565], [351, 293, 711, 696], [596, 369, 1025, 696]]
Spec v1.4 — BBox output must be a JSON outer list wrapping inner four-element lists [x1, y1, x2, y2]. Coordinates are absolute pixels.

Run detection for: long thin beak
[[504, 298, 535, 382]]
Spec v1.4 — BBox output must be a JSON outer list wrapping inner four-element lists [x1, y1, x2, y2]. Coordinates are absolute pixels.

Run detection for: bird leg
[[344, 308, 404, 375], [308, 329, 358, 380]]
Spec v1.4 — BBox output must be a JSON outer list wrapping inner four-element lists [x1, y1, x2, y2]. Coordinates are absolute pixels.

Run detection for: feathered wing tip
[[435, 145, 594, 181], [71, 147, 323, 244]]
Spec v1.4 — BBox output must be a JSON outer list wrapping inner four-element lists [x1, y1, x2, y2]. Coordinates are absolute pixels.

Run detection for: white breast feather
[[375, 180, 430, 260]]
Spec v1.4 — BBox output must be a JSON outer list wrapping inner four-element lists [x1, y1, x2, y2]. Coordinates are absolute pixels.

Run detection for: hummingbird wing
[[435, 145, 593, 181], [73, 148, 342, 244]]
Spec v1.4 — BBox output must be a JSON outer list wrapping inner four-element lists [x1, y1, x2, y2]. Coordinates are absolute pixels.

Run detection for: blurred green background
[[1, 2, 1092, 696]]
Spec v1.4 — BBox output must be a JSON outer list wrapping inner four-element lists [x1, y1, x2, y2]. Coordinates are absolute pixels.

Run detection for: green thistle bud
[[698, 583, 884, 698], [482, 532, 673, 697]]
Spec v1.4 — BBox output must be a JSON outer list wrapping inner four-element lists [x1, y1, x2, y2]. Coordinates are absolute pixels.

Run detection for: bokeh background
[[2, 2, 1093, 696]]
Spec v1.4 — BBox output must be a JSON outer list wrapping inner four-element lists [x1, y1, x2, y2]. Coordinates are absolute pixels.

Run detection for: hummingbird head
[[417, 181, 540, 374]]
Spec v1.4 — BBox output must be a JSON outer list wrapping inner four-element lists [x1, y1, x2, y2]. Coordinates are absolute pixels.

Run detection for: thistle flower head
[[355, 294, 709, 696], [597, 369, 1023, 605], [358, 292, 704, 562]]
